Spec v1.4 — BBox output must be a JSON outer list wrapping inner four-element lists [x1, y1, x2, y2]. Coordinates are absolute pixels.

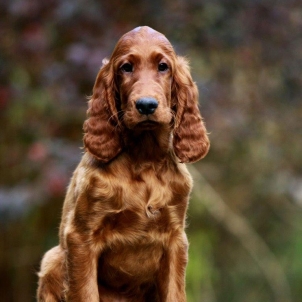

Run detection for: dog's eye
[[158, 62, 168, 72], [120, 63, 133, 73]]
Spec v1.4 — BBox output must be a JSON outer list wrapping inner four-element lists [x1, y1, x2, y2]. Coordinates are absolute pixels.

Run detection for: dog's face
[[111, 27, 176, 130]]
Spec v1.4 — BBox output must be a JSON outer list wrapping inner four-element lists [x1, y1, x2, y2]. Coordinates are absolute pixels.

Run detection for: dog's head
[[83, 26, 209, 163]]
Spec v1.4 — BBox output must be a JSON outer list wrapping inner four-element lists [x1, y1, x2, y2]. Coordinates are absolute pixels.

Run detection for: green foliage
[[186, 231, 215, 302]]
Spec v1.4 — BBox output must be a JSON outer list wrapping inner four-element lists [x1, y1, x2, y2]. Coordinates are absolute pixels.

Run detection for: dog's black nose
[[136, 97, 158, 115]]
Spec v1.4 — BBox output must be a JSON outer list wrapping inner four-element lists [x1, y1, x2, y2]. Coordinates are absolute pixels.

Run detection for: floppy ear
[[83, 60, 123, 163], [172, 56, 210, 163]]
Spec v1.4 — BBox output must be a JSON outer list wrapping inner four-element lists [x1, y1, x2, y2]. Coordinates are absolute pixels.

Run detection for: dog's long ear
[[83, 60, 122, 163], [172, 56, 210, 163]]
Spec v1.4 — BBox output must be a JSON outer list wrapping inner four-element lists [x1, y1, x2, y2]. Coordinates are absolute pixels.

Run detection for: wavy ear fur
[[83, 61, 122, 163], [172, 56, 210, 163]]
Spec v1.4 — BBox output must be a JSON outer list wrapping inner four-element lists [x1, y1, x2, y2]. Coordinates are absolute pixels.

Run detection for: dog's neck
[[123, 125, 173, 164], [86, 125, 177, 170]]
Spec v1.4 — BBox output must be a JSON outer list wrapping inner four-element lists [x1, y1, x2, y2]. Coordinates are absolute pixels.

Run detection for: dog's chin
[[135, 120, 160, 131], [123, 114, 172, 131]]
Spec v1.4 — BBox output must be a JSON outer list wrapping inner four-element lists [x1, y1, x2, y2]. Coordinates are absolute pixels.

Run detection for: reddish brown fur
[[37, 26, 210, 302]]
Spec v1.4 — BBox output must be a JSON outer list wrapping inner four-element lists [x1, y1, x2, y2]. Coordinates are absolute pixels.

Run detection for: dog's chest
[[78, 163, 192, 289], [86, 163, 192, 243]]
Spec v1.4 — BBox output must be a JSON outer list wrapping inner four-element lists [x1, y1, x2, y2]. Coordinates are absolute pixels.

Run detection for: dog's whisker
[[107, 110, 124, 125]]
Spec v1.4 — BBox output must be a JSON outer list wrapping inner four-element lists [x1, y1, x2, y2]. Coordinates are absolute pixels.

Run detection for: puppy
[[37, 26, 209, 302]]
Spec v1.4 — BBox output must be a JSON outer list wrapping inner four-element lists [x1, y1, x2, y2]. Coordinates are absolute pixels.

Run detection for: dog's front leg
[[157, 231, 189, 302], [65, 232, 99, 302]]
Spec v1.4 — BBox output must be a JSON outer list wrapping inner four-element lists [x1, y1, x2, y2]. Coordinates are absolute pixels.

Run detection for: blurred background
[[0, 0, 301, 301]]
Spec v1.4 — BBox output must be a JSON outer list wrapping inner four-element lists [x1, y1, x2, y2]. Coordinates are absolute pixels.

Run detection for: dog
[[37, 26, 210, 302]]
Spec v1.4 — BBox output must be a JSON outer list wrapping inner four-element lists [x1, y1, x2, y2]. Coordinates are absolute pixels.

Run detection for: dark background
[[1, 0, 301, 301]]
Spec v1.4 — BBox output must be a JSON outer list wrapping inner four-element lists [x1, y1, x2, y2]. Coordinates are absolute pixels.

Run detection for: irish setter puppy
[[37, 26, 210, 302]]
